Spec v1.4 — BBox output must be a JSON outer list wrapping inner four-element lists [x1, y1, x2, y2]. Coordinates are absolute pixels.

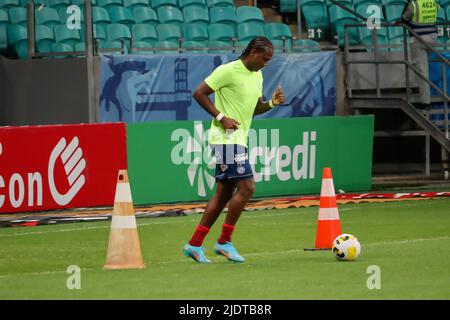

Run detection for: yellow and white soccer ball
[[332, 234, 361, 261]]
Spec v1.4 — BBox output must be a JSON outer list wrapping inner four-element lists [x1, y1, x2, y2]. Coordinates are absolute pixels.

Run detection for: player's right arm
[[193, 82, 240, 130]]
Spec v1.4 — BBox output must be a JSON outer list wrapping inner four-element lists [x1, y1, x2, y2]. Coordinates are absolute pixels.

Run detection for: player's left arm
[[253, 85, 285, 115]]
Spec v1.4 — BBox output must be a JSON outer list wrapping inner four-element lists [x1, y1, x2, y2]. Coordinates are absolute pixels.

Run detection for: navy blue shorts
[[211, 144, 253, 182]]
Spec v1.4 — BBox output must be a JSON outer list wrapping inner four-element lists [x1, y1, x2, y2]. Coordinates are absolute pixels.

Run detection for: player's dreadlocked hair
[[239, 36, 273, 59]]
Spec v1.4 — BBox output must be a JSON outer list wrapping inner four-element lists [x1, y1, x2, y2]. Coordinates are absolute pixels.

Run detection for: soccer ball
[[332, 234, 361, 261]]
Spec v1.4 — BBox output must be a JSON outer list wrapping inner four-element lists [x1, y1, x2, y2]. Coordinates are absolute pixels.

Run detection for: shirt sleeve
[[204, 64, 231, 92]]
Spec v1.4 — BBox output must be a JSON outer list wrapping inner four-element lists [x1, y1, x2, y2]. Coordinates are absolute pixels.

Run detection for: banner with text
[[99, 52, 336, 123], [127, 116, 374, 205], [0, 123, 127, 213]]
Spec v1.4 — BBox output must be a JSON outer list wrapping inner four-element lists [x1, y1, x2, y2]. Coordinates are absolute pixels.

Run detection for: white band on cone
[[318, 207, 340, 220], [320, 179, 336, 197], [111, 216, 137, 229], [114, 183, 133, 203]]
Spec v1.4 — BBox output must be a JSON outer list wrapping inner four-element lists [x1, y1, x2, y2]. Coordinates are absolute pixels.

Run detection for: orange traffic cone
[[305, 167, 342, 251], [104, 170, 145, 269]]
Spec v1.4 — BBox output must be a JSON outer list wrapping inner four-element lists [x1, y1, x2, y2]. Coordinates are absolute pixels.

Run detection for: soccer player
[[183, 36, 285, 263]]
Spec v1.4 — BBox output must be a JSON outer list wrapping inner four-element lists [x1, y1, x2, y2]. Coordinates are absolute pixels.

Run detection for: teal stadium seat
[[154, 39, 179, 53], [8, 7, 27, 26], [133, 7, 158, 25], [183, 6, 209, 27], [35, 24, 54, 53], [54, 24, 81, 46], [207, 39, 232, 52], [36, 7, 61, 27], [326, 0, 353, 6], [279, 0, 296, 13], [123, 0, 149, 9], [292, 38, 321, 52], [210, 6, 237, 26], [0, 8, 8, 25], [206, 0, 234, 8], [359, 27, 388, 51], [97, 0, 123, 10], [437, 4, 445, 23], [182, 23, 208, 43], [353, 0, 381, 6], [356, 3, 385, 21], [106, 23, 131, 52], [156, 23, 182, 43], [108, 6, 134, 24], [178, 0, 206, 10], [131, 40, 154, 53], [132, 23, 157, 45], [157, 6, 183, 25], [51, 42, 74, 58], [236, 5, 264, 26], [388, 25, 406, 40], [208, 22, 236, 44], [98, 39, 123, 51], [384, 4, 405, 22], [183, 40, 207, 52], [0, 25, 7, 53], [381, 0, 405, 5], [0, 0, 19, 9], [7, 24, 28, 58], [47, 0, 71, 10], [151, 0, 177, 9], [264, 22, 292, 52], [389, 35, 409, 51], [329, 4, 360, 46], [92, 6, 111, 26], [59, 6, 85, 25], [301, 2, 329, 40], [237, 21, 265, 42]]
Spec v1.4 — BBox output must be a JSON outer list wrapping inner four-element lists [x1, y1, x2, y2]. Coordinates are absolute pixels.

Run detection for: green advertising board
[[127, 116, 374, 205]]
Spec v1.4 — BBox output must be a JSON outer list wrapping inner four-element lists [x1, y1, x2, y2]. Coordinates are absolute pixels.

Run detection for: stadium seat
[[97, 0, 123, 10], [437, 4, 445, 23], [325, 0, 353, 6], [381, 0, 405, 5], [47, 0, 71, 10], [301, 3, 329, 40], [106, 23, 131, 51], [359, 27, 388, 50], [178, 0, 206, 10], [183, 6, 209, 27], [133, 7, 158, 25], [98, 39, 123, 51], [108, 6, 134, 24], [131, 40, 154, 53], [356, 3, 385, 21], [182, 23, 208, 43], [154, 39, 179, 53], [329, 4, 360, 46], [210, 6, 237, 25], [236, 5, 264, 26], [123, 0, 149, 9], [279, 0, 296, 12], [183, 40, 207, 52], [131, 23, 157, 45], [207, 39, 232, 52], [36, 7, 61, 28], [237, 21, 265, 41], [157, 6, 183, 25], [0, 8, 8, 25], [384, 4, 404, 22], [35, 24, 54, 53], [353, 0, 381, 6], [51, 42, 74, 58], [292, 38, 321, 52], [54, 24, 81, 46], [59, 6, 85, 25], [206, 0, 233, 7], [8, 7, 26, 26], [0, 25, 7, 53], [7, 24, 27, 58], [156, 23, 182, 42], [387, 25, 406, 39], [92, 6, 111, 26], [265, 23, 292, 52], [151, 0, 177, 9], [0, 0, 19, 8], [208, 22, 236, 43]]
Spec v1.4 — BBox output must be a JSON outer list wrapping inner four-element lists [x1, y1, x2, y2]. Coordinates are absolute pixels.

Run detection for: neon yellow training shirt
[[204, 59, 263, 147]]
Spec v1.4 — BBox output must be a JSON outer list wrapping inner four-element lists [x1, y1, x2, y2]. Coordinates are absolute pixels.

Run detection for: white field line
[[1, 236, 448, 279]]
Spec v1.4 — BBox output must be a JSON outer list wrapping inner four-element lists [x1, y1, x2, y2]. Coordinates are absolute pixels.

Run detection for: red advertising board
[[0, 123, 127, 213]]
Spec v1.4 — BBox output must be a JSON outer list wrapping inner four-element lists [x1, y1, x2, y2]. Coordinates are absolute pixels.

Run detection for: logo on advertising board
[[171, 122, 317, 197], [0, 136, 86, 210]]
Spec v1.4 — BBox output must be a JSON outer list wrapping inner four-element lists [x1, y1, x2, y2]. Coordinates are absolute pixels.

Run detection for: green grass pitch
[[0, 198, 449, 299]]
